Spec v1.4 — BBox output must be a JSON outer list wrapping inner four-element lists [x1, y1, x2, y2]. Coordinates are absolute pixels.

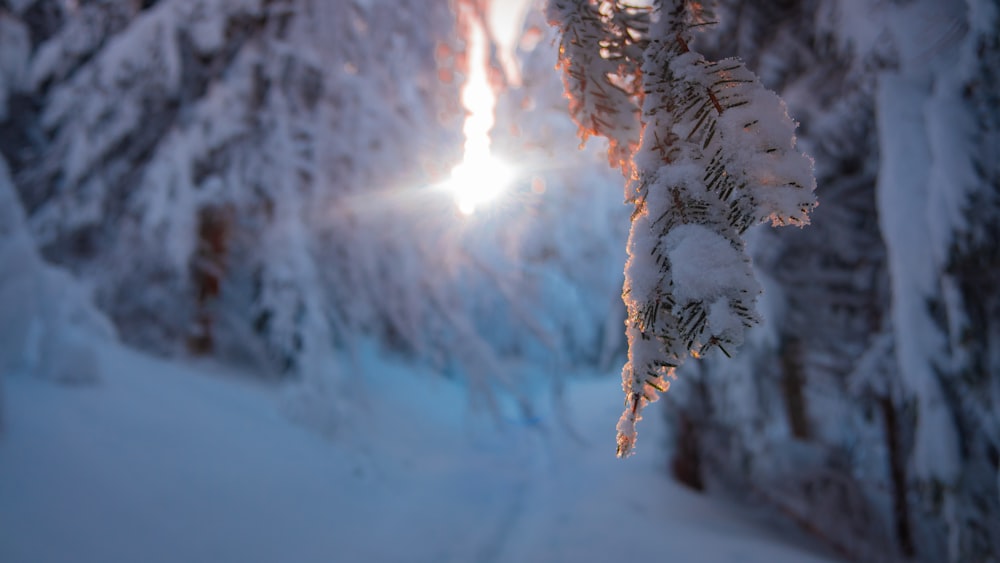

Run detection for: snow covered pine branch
[[547, 0, 817, 456]]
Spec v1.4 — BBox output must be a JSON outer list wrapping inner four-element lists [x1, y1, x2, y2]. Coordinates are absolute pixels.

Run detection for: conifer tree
[[549, 0, 816, 456]]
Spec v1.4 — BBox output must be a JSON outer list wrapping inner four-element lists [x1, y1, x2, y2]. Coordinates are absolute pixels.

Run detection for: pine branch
[[547, 0, 650, 174], [547, 0, 815, 458], [615, 0, 816, 457]]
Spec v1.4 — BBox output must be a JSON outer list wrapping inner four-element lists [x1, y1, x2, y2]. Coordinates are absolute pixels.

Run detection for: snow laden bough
[[548, 0, 816, 457]]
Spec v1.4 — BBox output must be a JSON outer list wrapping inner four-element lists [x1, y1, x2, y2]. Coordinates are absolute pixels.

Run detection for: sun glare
[[441, 21, 514, 215], [446, 153, 514, 215]]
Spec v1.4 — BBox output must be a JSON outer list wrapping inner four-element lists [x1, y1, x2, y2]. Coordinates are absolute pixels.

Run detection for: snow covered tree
[[662, 3, 900, 558], [1, 0, 639, 432], [618, 0, 1000, 560], [0, 0, 464, 379], [548, 0, 816, 456], [868, 0, 1000, 559], [0, 153, 112, 387]]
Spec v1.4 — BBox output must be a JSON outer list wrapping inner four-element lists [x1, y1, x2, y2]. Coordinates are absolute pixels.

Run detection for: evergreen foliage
[[548, 0, 816, 456], [546, 0, 649, 173]]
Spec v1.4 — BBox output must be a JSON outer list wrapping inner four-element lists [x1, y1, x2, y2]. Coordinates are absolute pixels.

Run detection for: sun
[[440, 19, 515, 215], [442, 152, 515, 215]]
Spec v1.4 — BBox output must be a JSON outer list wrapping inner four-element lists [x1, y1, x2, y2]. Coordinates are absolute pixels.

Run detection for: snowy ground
[[0, 342, 838, 563]]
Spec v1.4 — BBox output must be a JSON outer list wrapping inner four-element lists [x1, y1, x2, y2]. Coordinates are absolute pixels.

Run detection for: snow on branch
[[546, 0, 649, 173], [549, 0, 816, 457]]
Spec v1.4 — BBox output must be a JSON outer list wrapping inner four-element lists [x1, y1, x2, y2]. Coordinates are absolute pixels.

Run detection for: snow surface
[[0, 341, 839, 563]]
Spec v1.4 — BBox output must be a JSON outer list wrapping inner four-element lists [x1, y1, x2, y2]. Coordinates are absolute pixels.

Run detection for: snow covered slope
[[0, 342, 838, 563]]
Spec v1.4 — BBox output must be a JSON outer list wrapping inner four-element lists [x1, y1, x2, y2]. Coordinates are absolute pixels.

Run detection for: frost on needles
[[548, 0, 817, 457]]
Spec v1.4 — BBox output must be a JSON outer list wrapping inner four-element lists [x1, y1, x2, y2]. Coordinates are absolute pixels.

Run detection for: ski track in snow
[[0, 342, 840, 563]]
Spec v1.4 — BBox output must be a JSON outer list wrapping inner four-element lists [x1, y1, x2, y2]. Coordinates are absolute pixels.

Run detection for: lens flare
[[447, 154, 514, 215], [441, 22, 513, 215]]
